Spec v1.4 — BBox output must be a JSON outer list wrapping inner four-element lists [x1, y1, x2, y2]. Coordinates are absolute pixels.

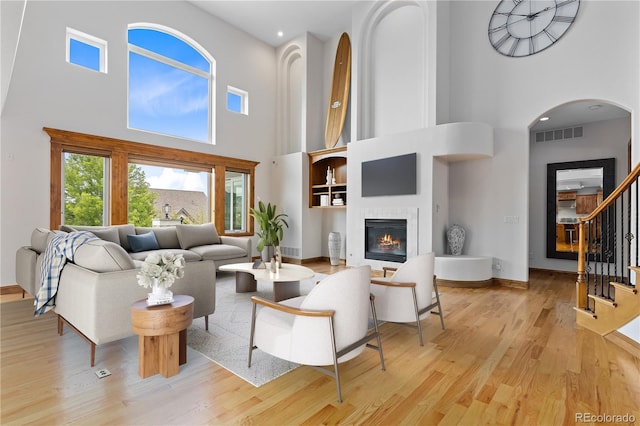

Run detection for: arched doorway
[[528, 100, 631, 272]]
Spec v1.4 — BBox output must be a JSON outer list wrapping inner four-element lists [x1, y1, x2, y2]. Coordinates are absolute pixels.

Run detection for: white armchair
[[248, 265, 385, 403], [370, 252, 445, 346]]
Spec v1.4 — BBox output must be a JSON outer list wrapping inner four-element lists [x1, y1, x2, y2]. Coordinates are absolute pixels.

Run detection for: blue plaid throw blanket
[[34, 231, 98, 317]]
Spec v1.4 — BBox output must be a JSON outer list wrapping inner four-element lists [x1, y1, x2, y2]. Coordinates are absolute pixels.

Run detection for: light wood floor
[[1, 266, 638, 425]]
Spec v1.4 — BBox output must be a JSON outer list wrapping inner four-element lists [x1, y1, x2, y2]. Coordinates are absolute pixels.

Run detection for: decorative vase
[[148, 278, 173, 305], [447, 224, 465, 256], [151, 279, 166, 295], [328, 232, 341, 266], [274, 245, 282, 267], [261, 246, 275, 263]]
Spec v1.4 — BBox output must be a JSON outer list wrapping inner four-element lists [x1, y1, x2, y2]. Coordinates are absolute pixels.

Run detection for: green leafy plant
[[250, 201, 289, 252]]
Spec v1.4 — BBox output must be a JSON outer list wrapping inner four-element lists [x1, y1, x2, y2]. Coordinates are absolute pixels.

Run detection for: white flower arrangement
[[137, 252, 185, 289]]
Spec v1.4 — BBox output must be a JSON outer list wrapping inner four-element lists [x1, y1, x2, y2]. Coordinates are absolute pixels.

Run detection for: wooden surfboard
[[324, 32, 351, 149]]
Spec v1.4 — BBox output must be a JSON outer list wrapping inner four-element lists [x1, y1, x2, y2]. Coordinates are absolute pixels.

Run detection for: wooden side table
[[131, 295, 194, 378]]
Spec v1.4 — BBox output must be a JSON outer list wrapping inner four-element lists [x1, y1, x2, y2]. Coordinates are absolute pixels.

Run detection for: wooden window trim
[[46, 127, 257, 236]]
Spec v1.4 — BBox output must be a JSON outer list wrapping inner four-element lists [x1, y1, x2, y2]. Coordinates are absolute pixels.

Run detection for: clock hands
[[507, 0, 577, 19]]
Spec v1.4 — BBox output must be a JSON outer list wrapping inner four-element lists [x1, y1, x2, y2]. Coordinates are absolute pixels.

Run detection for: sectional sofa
[[15, 223, 251, 366]]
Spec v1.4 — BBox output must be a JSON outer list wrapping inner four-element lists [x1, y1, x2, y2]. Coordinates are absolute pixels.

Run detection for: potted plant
[[250, 201, 289, 262]]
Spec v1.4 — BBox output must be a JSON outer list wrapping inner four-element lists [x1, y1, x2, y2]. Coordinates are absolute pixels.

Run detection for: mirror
[[546, 158, 616, 260]]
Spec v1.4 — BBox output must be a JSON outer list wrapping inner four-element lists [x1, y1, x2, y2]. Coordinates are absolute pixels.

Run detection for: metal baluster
[[629, 179, 640, 272], [581, 218, 596, 311]]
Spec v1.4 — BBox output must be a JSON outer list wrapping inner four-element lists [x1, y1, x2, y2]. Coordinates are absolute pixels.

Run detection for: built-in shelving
[[308, 146, 347, 208]]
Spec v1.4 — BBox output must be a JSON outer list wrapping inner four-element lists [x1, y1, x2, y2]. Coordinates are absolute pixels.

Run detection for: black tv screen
[[361, 153, 417, 197]]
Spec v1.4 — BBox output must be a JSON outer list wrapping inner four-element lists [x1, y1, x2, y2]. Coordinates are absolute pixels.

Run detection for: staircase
[[575, 163, 640, 335]]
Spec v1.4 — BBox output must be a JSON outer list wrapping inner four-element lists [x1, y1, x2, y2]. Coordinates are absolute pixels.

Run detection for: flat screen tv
[[361, 153, 417, 197]]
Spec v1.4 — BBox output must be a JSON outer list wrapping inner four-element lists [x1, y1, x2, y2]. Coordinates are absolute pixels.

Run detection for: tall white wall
[[0, 1, 277, 284], [371, 4, 425, 137], [432, 157, 449, 254], [529, 117, 631, 272], [0, 0, 26, 113], [446, 0, 639, 282]]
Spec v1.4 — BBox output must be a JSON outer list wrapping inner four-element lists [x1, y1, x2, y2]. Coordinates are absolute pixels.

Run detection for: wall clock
[[488, 0, 580, 57]]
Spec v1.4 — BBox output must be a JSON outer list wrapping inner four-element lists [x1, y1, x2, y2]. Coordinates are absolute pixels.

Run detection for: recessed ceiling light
[[539, 116, 549, 121], [588, 104, 603, 110], [277, 31, 283, 37]]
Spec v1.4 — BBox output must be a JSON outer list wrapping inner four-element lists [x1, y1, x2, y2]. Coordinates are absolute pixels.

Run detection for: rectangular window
[[63, 153, 109, 225], [227, 86, 248, 115], [66, 28, 107, 73], [129, 163, 212, 227], [225, 171, 248, 232]]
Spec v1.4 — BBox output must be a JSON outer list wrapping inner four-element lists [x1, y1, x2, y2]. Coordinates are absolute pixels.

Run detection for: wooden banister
[[580, 161, 640, 223], [576, 160, 640, 324]]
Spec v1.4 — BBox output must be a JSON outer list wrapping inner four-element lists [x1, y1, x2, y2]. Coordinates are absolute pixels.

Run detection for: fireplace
[[365, 219, 407, 263]]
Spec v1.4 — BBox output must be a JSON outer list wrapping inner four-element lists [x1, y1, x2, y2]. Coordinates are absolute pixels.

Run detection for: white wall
[[0, 1, 277, 284], [446, 0, 639, 283], [0, 0, 26, 113], [432, 157, 449, 254], [529, 117, 631, 272], [371, 3, 425, 137]]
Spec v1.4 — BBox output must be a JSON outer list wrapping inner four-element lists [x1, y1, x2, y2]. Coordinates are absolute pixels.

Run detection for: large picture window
[[127, 25, 215, 143], [47, 128, 256, 236]]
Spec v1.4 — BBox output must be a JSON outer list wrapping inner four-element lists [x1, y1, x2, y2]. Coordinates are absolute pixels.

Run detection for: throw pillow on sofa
[[136, 226, 180, 249], [127, 232, 160, 253], [176, 223, 221, 249]]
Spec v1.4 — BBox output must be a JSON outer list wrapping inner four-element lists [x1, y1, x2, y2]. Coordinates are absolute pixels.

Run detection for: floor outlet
[[95, 368, 111, 379]]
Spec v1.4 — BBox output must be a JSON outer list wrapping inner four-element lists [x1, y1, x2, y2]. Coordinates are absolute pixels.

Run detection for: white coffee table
[[219, 262, 316, 302]]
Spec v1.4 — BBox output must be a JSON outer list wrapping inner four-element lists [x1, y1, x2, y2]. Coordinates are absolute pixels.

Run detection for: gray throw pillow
[[73, 240, 136, 272], [176, 223, 221, 249], [127, 232, 160, 253], [86, 227, 120, 245], [31, 228, 52, 254], [136, 226, 180, 249]]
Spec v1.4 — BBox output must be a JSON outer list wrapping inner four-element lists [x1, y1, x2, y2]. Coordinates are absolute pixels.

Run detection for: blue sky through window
[[69, 39, 100, 71], [227, 92, 242, 113], [128, 28, 209, 73], [128, 28, 211, 143]]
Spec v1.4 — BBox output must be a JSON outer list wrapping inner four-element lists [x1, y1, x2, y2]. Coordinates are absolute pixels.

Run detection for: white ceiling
[[188, 1, 631, 131], [188, 0, 356, 47]]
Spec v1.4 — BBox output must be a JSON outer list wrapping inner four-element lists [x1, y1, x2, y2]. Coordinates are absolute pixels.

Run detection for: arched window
[[128, 24, 215, 143]]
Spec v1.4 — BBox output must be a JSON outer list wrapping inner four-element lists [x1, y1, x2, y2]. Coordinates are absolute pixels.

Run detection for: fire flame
[[376, 234, 400, 249]]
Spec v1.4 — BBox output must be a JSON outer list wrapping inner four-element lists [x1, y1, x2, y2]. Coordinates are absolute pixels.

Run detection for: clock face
[[488, 0, 580, 57]]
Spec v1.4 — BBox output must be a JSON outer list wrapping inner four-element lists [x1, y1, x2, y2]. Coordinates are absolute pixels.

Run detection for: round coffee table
[[219, 262, 315, 302], [131, 295, 194, 378]]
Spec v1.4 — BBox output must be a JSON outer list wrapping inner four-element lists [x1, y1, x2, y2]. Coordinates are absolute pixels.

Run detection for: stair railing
[[577, 162, 640, 314]]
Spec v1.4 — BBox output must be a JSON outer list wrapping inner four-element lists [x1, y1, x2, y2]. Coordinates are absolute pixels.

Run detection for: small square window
[[227, 86, 248, 115], [66, 28, 107, 73]]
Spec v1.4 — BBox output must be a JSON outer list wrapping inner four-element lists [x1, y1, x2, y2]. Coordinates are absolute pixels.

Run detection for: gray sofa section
[[15, 223, 251, 365]]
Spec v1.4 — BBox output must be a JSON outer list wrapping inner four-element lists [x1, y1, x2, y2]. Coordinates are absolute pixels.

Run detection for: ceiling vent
[[535, 126, 583, 142]]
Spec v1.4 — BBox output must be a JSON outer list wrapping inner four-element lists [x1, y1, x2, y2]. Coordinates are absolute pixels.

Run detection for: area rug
[[187, 271, 326, 387]]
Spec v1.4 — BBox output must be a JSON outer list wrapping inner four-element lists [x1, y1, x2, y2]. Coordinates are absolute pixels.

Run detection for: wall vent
[[280, 246, 300, 258], [535, 126, 583, 142]]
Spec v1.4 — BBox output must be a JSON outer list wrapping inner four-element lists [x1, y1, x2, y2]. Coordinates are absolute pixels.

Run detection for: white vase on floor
[[328, 232, 341, 266]]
